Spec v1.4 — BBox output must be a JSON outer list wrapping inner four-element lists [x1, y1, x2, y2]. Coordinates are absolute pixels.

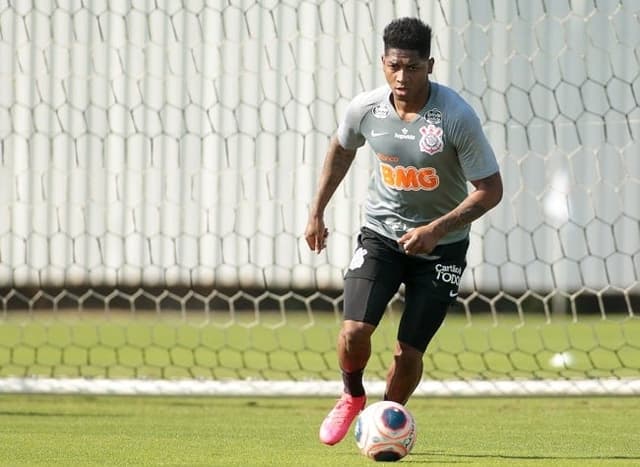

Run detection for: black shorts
[[343, 227, 469, 353]]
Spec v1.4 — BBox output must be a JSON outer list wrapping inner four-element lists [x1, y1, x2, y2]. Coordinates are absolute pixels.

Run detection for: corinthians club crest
[[419, 124, 444, 155]]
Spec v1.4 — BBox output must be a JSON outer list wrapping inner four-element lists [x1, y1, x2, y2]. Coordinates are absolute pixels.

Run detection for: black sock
[[342, 368, 365, 397]]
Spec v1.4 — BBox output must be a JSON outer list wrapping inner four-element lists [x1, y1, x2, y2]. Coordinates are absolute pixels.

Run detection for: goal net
[[0, 0, 638, 396]]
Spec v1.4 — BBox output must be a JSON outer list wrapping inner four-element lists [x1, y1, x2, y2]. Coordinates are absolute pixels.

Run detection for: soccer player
[[304, 17, 503, 446]]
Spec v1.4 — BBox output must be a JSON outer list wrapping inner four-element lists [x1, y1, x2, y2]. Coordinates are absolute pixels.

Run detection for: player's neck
[[391, 82, 430, 121]]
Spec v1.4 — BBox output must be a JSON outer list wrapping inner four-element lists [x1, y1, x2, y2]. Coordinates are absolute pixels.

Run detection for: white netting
[[0, 0, 638, 395]]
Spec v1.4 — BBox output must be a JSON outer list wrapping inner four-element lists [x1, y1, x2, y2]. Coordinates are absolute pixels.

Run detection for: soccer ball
[[354, 401, 417, 462]]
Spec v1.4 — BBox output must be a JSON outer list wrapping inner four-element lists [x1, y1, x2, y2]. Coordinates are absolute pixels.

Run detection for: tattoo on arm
[[324, 148, 355, 188], [310, 140, 356, 215], [436, 203, 487, 236], [433, 172, 502, 236]]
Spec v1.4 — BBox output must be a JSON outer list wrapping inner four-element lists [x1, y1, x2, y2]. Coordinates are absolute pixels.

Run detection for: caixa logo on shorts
[[435, 264, 462, 285]]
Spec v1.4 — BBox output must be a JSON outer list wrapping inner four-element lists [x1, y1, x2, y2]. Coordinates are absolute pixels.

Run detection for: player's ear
[[427, 57, 434, 74]]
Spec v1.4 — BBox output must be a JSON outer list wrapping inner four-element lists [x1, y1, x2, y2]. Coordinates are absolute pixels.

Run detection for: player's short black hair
[[383, 17, 432, 59]]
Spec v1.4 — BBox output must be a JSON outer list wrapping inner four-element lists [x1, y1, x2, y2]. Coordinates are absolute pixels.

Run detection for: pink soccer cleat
[[319, 393, 366, 445]]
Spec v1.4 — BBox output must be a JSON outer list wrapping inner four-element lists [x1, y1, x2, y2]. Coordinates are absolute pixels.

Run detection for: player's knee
[[341, 320, 375, 347], [394, 341, 423, 366]]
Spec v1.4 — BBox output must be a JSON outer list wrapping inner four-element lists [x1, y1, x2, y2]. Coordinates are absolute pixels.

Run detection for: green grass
[[1, 311, 639, 381], [0, 395, 639, 466]]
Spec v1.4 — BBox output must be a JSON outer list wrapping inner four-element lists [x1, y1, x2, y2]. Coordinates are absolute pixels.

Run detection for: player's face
[[382, 49, 433, 104]]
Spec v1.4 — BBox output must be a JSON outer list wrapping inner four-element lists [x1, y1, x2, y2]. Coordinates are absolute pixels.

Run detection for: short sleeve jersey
[[336, 82, 499, 245]]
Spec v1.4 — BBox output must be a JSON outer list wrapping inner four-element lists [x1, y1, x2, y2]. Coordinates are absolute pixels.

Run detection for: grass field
[[1, 311, 639, 465], [1, 311, 639, 381], [0, 394, 639, 466]]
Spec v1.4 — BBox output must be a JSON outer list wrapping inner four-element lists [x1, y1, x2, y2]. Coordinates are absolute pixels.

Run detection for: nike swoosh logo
[[449, 291, 458, 297], [370, 130, 388, 137]]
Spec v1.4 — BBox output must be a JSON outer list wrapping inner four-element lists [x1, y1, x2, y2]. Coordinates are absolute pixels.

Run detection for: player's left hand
[[398, 227, 440, 255]]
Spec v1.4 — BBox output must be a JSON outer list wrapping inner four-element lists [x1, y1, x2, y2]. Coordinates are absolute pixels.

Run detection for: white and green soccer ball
[[354, 401, 417, 462]]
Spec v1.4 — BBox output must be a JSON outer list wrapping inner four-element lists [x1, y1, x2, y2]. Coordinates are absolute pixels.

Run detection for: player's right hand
[[398, 225, 440, 255], [304, 217, 329, 254]]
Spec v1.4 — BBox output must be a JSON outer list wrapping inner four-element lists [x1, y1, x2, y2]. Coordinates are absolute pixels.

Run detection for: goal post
[[0, 0, 639, 396]]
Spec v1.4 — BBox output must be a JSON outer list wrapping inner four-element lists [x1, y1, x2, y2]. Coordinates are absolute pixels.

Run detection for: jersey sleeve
[[336, 94, 368, 150], [449, 104, 500, 181]]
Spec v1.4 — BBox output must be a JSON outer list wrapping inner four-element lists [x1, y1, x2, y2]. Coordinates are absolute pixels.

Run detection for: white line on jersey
[[370, 130, 388, 137]]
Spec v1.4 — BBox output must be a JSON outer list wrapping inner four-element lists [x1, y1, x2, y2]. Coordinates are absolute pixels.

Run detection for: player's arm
[[305, 136, 358, 253], [400, 171, 503, 255]]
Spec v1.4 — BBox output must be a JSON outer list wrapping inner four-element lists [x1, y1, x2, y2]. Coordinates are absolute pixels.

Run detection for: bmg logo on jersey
[[379, 162, 440, 191], [435, 263, 462, 285]]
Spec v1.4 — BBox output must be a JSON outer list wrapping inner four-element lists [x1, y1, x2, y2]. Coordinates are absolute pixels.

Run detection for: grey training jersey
[[337, 82, 499, 245]]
